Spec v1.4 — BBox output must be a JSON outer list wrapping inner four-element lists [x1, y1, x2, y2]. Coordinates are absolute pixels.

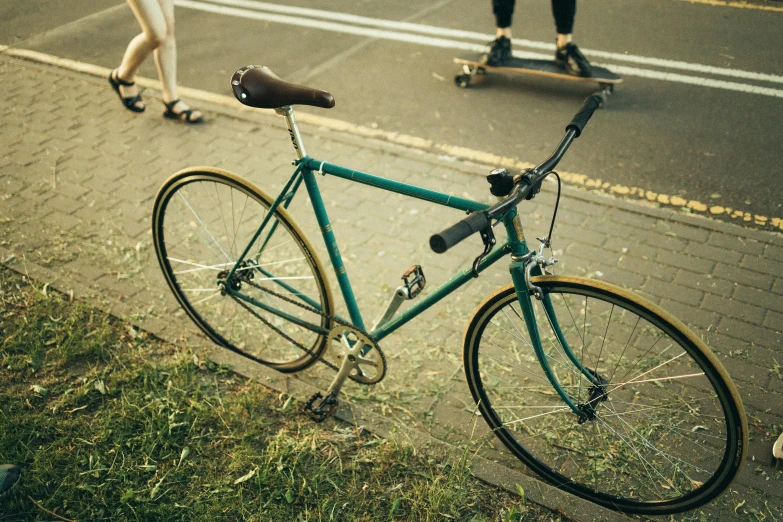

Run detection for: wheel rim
[[153, 171, 331, 371], [466, 280, 743, 514]]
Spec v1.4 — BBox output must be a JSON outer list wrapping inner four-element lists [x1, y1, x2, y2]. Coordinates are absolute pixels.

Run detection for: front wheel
[[152, 168, 334, 372], [464, 276, 746, 515]]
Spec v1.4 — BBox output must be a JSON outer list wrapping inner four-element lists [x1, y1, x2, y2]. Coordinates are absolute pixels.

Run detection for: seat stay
[[252, 171, 305, 260], [225, 164, 305, 284]]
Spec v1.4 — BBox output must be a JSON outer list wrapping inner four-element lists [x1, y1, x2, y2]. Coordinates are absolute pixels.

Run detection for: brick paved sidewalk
[[1, 53, 781, 520]]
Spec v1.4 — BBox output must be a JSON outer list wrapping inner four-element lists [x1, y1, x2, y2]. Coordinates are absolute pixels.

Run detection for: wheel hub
[[217, 260, 255, 293], [577, 369, 609, 424]]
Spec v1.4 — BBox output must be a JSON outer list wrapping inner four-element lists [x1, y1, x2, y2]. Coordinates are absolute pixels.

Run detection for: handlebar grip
[[566, 94, 602, 138], [430, 211, 490, 254]]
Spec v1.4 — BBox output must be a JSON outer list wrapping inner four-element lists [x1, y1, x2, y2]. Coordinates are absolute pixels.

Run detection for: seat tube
[[301, 168, 366, 330]]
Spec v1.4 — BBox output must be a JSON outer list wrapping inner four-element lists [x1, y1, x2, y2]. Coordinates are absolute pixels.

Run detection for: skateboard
[[454, 53, 622, 102]]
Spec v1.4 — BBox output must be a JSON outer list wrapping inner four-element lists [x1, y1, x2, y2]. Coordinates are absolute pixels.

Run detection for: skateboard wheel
[[455, 74, 471, 88]]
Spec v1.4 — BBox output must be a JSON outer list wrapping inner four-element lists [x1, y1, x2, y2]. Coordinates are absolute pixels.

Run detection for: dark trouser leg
[[552, 0, 576, 34], [492, 0, 515, 28]]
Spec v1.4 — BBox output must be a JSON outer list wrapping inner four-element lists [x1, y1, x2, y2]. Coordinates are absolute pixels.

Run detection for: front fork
[[503, 212, 601, 419]]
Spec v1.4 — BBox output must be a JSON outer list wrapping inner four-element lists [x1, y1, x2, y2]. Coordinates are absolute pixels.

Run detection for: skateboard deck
[[454, 54, 622, 93]]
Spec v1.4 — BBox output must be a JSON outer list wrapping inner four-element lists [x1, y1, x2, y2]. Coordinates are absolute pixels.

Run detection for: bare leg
[[496, 27, 512, 39], [153, 0, 202, 121], [115, 0, 169, 109], [115, 0, 201, 121], [556, 33, 572, 48], [152, 0, 177, 103]]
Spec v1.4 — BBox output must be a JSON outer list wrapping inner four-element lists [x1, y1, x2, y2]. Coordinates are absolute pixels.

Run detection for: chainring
[[329, 325, 387, 384]]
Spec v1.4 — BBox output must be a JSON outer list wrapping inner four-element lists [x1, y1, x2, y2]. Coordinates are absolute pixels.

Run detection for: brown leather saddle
[[231, 65, 335, 109]]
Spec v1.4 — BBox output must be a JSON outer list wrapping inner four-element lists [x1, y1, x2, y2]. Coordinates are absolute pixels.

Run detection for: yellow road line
[[3, 47, 781, 232], [682, 0, 783, 11]]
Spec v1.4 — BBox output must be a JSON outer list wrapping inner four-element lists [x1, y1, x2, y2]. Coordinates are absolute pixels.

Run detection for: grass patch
[[0, 268, 559, 521]]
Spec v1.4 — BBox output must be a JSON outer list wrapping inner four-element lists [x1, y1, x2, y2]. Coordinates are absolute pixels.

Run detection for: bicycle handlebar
[[430, 94, 602, 254], [430, 210, 490, 253], [565, 94, 602, 138]]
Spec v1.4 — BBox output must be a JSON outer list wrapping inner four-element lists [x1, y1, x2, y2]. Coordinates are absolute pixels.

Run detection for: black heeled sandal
[[109, 69, 145, 113], [163, 98, 203, 124]]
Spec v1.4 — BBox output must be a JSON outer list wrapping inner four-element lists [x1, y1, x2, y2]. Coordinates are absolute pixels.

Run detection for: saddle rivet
[[241, 93, 247, 99], [232, 80, 240, 86]]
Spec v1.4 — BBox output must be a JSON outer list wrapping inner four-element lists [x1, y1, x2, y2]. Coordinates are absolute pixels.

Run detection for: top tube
[[300, 157, 489, 213]]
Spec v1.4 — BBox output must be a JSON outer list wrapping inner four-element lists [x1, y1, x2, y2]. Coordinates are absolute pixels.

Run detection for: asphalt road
[[2, 0, 782, 227]]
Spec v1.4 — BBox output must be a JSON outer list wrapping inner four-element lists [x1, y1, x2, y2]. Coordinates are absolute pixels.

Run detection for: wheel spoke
[[465, 280, 744, 512], [153, 173, 331, 371]]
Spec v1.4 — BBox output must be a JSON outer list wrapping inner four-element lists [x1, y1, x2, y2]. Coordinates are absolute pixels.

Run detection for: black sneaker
[[485, 36, 512, 66], [0, 464, 20, 497], [555, 42, 592, 77]]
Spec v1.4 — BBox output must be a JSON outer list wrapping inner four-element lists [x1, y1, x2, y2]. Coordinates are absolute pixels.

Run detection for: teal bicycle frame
[[222, 106, 597, 414]]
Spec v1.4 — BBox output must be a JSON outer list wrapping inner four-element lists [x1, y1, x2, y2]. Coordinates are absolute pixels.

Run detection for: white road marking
[[182, 0, 783, 91]]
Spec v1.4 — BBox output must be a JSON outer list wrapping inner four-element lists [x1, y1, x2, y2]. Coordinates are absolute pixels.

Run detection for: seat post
[[275, 106, 307, 159]]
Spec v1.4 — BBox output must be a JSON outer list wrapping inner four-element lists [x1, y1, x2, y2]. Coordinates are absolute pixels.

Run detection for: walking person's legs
[[111, 0, 202, 122], [152, 0, 203, 122], [111, 0, 169, 112]]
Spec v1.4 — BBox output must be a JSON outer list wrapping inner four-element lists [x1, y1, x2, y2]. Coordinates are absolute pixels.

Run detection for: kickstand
[[472, 226, 496, 278]]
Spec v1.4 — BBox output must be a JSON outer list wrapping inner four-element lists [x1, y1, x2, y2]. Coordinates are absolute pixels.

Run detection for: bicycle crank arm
[[371, 288, 407, 331], [372, 265, 427, 330], [302, 352, 353, 422], [325, 347, 356, 397]]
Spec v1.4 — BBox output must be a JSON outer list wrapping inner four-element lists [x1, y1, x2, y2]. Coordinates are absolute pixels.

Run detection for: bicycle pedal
[[303, 392, 339, 423], [401, 265, 426, 299], [372, 265, 426, 330]]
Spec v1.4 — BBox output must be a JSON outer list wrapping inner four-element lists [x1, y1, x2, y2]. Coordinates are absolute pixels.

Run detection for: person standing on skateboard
[[486, 0, 592, 76]]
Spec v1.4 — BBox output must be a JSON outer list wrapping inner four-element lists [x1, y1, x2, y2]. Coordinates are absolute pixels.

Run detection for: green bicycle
[[152, 65, 746, 515]]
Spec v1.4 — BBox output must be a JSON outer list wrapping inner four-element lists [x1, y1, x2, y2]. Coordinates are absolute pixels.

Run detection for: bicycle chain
[[231, 278, 385, 382], [229, 294, 334, 369]]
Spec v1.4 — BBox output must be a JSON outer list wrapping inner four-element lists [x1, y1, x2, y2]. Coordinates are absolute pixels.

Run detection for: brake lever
[[471, 225, 496, 278]]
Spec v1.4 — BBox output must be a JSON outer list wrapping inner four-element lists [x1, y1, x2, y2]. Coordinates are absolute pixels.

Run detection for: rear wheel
[[464, 276, 746, 515], [152, 168, 333, 372]]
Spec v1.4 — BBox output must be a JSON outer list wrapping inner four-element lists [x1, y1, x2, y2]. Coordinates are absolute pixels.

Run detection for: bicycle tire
[[152, 167, 333, 372], [464, 276, 746, 515]]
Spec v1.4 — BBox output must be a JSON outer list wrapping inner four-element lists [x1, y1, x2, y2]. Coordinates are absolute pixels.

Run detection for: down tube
[[372, 245, 509, 341]]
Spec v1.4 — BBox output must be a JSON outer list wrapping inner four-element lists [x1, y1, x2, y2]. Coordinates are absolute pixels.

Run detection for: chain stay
[[232, 277, 384, 380]]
